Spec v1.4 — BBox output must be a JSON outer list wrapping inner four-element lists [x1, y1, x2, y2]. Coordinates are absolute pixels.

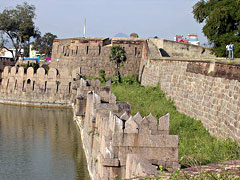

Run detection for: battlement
[[110, 112, 170, 135], [74, 78, 179, 180], [1, 66, 71, 93], [0, 66, 72, 107]]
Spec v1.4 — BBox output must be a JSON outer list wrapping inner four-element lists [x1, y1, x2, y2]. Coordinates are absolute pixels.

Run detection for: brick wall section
[[140, 59, 240, 142], [50, 38, 147, 77]]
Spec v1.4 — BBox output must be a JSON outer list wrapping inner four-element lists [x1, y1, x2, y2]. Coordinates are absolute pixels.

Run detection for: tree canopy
[[0, 2, 39, 60], [109, 45, 126, 82], [32, 32, 57, 57], [193, 0, 240, 57]]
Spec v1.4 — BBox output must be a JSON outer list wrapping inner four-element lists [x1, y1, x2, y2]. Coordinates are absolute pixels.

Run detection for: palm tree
[[109, 45, 126, 82]]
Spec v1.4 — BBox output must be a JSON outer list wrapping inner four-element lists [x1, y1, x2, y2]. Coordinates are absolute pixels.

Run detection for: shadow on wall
[[159, 48, 170, 57], [139, 65, 145, 83]]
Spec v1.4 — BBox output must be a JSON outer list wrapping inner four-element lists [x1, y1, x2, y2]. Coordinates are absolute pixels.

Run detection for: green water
[[0, 104, 89, 180]]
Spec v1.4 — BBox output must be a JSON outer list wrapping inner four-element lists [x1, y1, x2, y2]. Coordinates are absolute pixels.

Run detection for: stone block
[[102, 158, 120, 167], [124, 116, 138, 134], [158, 113, 170, 132]]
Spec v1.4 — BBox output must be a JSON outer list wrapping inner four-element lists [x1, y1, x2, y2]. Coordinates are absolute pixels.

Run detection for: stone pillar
[[76, 95, 86, 116]]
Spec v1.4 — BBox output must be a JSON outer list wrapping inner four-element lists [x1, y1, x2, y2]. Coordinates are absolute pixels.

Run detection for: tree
[[193, 0, 240, 57], [32, 32, 57, 57], [109, 45, 126, 82], [0, 2, 39, 60]]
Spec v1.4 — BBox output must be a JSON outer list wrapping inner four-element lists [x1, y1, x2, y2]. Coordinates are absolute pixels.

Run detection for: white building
[[29, 44, 44, 58], [0, 48, 24, 58]]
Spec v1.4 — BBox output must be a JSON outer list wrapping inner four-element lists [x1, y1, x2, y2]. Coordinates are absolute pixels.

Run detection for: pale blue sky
[[0, 0, 208, 44]]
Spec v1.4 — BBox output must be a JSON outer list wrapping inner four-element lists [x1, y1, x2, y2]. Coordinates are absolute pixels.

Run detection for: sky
[[0, 0, 208, 44]]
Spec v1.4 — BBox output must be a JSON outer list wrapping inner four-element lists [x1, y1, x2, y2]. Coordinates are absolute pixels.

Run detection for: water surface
[[0, 104, 89, 180]]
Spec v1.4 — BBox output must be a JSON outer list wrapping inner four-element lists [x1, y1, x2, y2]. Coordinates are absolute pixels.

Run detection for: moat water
[[0, 104, 89, 180]]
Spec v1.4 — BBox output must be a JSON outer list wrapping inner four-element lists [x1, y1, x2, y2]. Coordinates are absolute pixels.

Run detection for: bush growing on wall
[[109, 45, 126, 82]]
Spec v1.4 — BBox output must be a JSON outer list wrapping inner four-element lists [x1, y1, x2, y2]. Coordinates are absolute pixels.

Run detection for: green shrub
[[99, 69, 106, 83]]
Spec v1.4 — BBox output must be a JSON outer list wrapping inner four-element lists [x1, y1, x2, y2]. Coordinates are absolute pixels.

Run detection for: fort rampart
[[0, 66, 73, 107], [140, 59, 240, 142], [50, 37, 213, 78], [50, 38, 148, 77], [0, 37, 239, 179], [74, 78, 179, 180], [0, 37, 238, 143]]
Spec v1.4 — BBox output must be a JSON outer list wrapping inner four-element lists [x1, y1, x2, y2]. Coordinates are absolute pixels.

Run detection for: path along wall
[[140, 59, 240, 142], [0, 66, 73, 107]]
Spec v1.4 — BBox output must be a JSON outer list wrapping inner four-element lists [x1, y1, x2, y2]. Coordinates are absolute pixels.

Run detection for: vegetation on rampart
[[109, 45, 126, 82], [111, 76, 240, 168]]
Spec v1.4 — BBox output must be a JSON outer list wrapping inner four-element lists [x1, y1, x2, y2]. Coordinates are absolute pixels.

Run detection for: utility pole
[[83, 18, 86, 38]]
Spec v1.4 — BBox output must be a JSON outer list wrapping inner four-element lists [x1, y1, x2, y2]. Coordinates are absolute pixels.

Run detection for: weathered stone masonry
[[140, 59, 240, 142], [1, 36, 239, 179], [50, 38, 148, 77], [74, 78, 179, 180], [0, 66, 72, 107], [50, 37, 214, 79]]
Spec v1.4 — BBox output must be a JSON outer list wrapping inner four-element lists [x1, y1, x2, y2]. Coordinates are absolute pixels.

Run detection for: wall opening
[[76, 46, 78, 55], [62, 46, 65, 53], [135, 47, 137, 56], [6, 79, 9, 90], [14, 80, 17, 90], [68, 82, 71, 94], [86, 46, 89, 54], [56, 81, 60, 93], [27, 79, 31, 84], [159, 48, 170, 57], [99, 45, 101, 55], [22, 80, 25, 91], [44, 81, 47, 92], [33, 81, 35, 91]]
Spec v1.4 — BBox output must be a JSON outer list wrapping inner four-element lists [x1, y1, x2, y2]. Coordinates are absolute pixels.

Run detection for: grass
[[111, 77, 240, 167]]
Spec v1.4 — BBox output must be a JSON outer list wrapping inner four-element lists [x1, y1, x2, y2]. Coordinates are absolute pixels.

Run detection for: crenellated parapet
[[0, 66, 73, 107], [74, 78, 179, 180], [1, 66, 72, 93]]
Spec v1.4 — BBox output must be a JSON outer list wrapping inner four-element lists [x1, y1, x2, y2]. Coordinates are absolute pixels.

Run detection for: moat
[[0, 104, 89, 180]]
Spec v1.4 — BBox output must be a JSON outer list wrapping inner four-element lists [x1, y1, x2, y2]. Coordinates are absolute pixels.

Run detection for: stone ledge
[[102, 158, 120, 167]]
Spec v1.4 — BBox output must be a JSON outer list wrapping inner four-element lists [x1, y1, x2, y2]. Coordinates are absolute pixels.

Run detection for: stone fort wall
[[140, 59, 240, 142], [50, 37, 214, 79], [0, 66, 73, 107], [74, 78, 179, 180], [150, 39, 215, 59], [50, 37, 148, 77]]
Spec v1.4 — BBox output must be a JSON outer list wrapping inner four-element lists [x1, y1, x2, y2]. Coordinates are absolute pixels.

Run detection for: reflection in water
[[0, 104, 89, 180]]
